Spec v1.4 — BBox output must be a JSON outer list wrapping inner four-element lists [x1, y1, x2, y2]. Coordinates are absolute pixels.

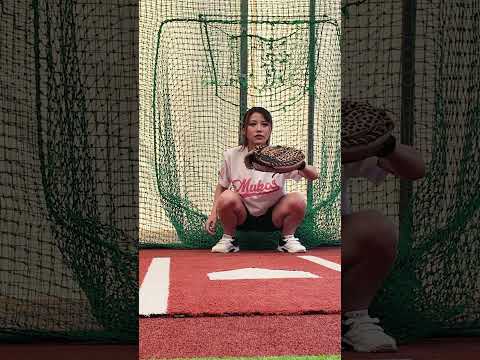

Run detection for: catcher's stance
[[205, 107, 319, 253], [341, 100, 426, 352]]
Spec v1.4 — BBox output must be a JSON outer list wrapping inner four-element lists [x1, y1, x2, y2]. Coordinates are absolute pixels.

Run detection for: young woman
[[205, 107, 319, 253], [341, 138, 426, 352]]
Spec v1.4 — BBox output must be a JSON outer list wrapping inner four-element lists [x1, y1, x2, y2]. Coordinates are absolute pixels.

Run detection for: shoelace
[[217, 238, 233, 246], [285, 238, 302, 246], [344, 316, 386, 334]]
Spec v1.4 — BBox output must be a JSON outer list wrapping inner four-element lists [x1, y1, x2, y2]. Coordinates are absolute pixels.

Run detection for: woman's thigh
[[342, 210, 397, 268]]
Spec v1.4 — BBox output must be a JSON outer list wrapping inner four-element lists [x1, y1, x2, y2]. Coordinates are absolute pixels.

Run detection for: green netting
[[343, 0, 480, 341], [0, 2, 137, 341], [140, 0, 342, 249]]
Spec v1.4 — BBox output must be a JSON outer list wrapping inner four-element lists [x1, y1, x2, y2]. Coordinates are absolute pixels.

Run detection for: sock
[[222, 234, 234, 240], [344, 309, 369, 319], [283, 234, 295, 241]]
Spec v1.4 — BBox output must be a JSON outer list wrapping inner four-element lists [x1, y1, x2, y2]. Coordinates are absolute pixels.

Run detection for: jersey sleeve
[[356, 157, 388, 185], [364, 164, 388, 185], [218, 151, 231, 188], [343, 157, 388, 185], [283, 170, 304, 181]]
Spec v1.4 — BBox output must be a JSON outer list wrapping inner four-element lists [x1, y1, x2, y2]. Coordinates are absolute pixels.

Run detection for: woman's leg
[[271, 192, 307, 235], [342, 210, 398, 312], [216, 190, 247, 236], [341, 210, 399, 352]]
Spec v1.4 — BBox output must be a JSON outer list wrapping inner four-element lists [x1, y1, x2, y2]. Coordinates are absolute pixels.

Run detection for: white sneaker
[[211, 236, 239, 253], [277, 237, 307, 253], [342, 315, 398, 352]]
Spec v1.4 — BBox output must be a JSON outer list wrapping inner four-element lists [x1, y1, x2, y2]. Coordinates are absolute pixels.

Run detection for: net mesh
[[0, 2, 137, 341], [140, 0, 342, 250], [343, 0, 480, 340]]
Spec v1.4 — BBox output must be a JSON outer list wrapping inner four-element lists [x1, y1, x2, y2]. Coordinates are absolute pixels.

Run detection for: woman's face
[[245, 112, 272, 149]]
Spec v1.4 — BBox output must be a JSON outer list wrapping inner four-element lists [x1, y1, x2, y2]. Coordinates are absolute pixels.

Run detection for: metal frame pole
[[239, 0, 249, 143], [399, 0, 416, 232], [307, 0, 317, 205]]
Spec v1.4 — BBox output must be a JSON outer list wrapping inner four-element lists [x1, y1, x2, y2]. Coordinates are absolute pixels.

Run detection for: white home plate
[[207, 267, 319, 280]]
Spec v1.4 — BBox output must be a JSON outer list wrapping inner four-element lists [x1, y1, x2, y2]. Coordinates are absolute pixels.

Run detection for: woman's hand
[[205, 213, 217, 235], [299, 163, 319, 181], [377, 143, 425, 180]]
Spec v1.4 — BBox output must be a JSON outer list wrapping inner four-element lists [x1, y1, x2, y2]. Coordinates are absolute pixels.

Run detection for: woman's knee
[[217, 190, 243, 213], [363, 211, 398, 258], [286, 192, 307, 215], [342, 210, 398, 261]]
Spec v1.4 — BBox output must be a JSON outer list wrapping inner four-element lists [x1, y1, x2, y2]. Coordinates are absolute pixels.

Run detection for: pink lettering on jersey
[[231, 177, 280, 198]]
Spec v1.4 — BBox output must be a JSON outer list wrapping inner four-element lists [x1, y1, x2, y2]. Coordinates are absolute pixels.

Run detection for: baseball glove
[[341, 100, 396, 163], [244, 145, 306, 174]]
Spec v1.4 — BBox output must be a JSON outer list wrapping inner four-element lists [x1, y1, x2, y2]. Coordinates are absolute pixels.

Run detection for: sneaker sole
[[276, 246, 306, 253], [211, 246, 240, 253], [342, 338, 398, 353]]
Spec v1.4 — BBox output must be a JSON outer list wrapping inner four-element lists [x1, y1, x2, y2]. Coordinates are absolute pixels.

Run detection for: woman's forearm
[[300, 164, 319, 181], [378, 143, 426, 180]]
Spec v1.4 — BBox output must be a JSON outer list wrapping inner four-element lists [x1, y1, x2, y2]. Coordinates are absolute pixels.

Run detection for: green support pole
[[307, 0, 316, 205], [239, 0, 248, 143], [399, 0, 416, 236]]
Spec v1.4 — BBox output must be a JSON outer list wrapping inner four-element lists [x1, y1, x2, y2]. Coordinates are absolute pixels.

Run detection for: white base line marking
[[298, 255, 341, 272], [139, 257, 170, 316], [208, 268, 319, 280]]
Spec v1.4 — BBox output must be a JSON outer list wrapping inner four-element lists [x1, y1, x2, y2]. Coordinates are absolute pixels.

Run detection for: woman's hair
[[240, 107, 273, 148]]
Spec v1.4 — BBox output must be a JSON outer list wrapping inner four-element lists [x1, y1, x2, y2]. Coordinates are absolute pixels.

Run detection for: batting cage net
[[140, 0, 342, 249], [343, 0, 480, 341], [0, 2, 137, 341]]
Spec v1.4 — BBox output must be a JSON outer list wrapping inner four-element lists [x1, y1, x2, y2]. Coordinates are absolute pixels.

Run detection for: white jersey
[[341, 157, 388, 216], [218, 146, 303, 216]]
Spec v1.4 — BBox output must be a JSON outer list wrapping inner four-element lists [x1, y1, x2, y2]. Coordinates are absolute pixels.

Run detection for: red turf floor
[[139, 248, 341, 358], [140, 248, 340, 316], [140, 314, 340, 359], [0, 344, 138, 360], [2, 337, 477, 359]]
